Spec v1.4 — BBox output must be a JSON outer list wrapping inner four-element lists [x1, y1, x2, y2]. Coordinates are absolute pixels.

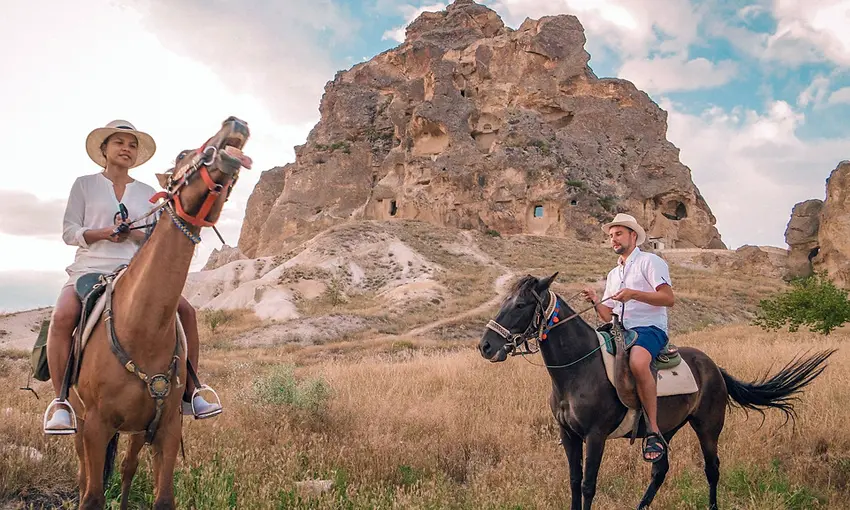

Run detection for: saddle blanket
[[596, 332, 699, 439]]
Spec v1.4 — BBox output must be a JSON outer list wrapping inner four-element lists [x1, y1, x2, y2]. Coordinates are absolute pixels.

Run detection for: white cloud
[[0, 191, 67, 238], [662, 98, 850, 249], [382, 3, 448, 43], [122, 0, 360, 126], [488, 0, 701, 58], [721, 0, 850, 66], [797, 75, 831, 107], [828, 87, 850, 105], [618, 54, 737, 94]]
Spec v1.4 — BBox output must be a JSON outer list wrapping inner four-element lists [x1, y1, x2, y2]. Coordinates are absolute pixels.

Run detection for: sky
[[1, 0, 848, 312]]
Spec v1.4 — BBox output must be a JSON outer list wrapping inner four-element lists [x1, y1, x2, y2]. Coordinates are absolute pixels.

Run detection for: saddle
[[595, 322, 681, 370]]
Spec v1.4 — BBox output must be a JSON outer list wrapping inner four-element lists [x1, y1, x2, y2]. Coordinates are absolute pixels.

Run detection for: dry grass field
[[1, 229, 847, 509]]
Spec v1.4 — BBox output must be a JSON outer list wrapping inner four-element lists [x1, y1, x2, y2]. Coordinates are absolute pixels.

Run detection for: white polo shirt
[[601, 247, 672, 333]]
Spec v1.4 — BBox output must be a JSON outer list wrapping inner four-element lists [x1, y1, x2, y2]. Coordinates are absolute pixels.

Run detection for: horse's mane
[[503, 274, 538, 305]]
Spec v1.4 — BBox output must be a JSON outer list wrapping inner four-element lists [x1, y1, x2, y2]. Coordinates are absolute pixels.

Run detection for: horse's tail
[[103, 433, 119, 489], [720, 349, 836, 426]]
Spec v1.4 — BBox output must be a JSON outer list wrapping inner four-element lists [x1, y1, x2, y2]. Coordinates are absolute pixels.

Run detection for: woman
[[44, 120, 221, 434]]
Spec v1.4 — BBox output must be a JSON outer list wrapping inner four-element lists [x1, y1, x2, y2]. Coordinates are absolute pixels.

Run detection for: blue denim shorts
[[631, 326, 668, 359]]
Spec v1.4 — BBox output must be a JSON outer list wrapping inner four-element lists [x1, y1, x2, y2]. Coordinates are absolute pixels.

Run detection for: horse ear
[[155, 173, 170, 189], [537, 272, 559, 290]]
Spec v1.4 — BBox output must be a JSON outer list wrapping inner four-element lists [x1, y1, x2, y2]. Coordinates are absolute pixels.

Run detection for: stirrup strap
[[186, 358, 202, 391]]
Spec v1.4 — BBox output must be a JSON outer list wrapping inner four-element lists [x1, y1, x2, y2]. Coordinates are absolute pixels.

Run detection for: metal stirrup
[[43, 398, 77, 435], [191, 385, 223, 419]]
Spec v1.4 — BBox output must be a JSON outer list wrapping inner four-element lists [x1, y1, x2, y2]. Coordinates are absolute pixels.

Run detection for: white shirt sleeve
[[62, 177, 90, 249], [644, 255, 672, 289]]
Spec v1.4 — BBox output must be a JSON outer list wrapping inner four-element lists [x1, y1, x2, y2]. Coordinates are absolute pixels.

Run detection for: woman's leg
[[44, 284, 82, 433], [177, 296, 222, 418]]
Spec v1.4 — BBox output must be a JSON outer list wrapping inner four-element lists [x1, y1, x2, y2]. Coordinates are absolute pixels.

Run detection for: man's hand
[[581, 286, 598, 304], [613, 284, 674, 307], [612, 288, 638, 303]]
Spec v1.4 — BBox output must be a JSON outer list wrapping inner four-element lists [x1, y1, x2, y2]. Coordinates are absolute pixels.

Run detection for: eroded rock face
[[237, 0, 724, 257], [202, 245, 246, 271], [784, 199, 823, 280], [813, 161, 850, 287]]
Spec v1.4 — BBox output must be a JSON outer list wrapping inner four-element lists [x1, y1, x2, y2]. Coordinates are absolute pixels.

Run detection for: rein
[[486, 289, 615, 369]]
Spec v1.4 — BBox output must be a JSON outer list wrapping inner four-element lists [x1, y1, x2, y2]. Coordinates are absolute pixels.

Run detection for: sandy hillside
[[0, 308, 51, 352]]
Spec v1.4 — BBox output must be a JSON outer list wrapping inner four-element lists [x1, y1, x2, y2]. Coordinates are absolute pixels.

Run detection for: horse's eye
[[517, 302, 527, 309]]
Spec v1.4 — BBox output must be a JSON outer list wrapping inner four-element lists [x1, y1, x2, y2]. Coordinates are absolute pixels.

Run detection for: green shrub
[[252, 364, 332, 414], [753, 272, 850, 335]]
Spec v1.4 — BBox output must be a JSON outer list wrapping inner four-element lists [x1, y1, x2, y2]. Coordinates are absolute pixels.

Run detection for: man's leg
[[44, 285, 82, 433], [629, 326, 668, 462], [176, 296, 222, 418], [630, 346, 659, 432]]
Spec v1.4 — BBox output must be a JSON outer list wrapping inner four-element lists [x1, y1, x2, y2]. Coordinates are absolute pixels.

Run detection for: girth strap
[[103, 278, 182, 444]]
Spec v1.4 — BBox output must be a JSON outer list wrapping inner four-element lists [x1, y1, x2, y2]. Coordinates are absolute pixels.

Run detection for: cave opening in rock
[[661, 200, 688, 221], [534, 205, 544, 218], [570, 199, 577, 206], [808, 247, 820, 261], [390, 200, 398, 216]]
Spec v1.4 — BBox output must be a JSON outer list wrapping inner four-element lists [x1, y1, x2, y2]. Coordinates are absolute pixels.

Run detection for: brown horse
[[479, 273, 836, 510], [60, 117, 251, 509]]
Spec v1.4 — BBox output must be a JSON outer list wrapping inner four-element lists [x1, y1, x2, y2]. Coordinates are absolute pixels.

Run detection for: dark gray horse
[[478, 273, 835, 510]]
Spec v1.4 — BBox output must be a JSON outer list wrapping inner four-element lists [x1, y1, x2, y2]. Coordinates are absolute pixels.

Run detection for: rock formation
[[202, 244, 247, 271], [783, 199, 823, 280], [236, 0, 725, 258], [812, 161, 850, 287], [659, 245, 787, 279]]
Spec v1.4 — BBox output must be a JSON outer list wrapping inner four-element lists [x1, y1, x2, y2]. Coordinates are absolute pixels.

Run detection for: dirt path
[[405, 271, 514, 337]]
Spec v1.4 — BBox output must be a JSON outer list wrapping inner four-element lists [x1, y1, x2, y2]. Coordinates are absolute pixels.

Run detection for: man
[[581, 213, 674, 462]]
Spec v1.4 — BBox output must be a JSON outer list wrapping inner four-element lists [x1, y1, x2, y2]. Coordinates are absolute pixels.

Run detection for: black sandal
[[642, 432, 668, 463]]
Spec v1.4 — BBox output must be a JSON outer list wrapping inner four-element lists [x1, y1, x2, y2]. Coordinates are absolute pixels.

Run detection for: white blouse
[[62, 173, 159, 279]]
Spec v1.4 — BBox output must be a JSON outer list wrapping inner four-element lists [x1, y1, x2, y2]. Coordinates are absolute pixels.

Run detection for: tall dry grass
[[1, 324, 847, 509]]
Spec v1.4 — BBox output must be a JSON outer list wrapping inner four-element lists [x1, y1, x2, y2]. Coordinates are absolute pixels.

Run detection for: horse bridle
[[485, 289, 559, 356], [485, 288, 615, 363], [151, 143, 239, 229], [119, 120, 249, 245]]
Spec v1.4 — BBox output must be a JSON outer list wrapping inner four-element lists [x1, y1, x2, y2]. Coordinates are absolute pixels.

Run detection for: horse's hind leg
[[120, 434, 146, 510], [691, 416, 722, 510]]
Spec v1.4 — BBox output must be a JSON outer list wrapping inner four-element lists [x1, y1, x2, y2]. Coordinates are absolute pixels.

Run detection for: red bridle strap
[[172, 165, 224, 228]]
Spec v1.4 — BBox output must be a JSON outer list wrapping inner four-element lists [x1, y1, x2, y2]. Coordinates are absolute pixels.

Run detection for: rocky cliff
[[236, 0, 725, 258], [812, 161, 850, 286], [783, 199, 823, 280]]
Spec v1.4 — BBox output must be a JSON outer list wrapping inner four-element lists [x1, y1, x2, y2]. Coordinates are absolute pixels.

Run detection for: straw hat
[[85, 120, 156, 168], [602, 213, 646, 245]]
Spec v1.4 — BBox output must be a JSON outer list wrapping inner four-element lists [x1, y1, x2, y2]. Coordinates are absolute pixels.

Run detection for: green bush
[[753, 272, 850, 335], [252, 364, 332, 414]]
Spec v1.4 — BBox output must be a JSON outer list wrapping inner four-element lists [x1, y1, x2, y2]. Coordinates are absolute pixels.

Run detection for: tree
[[753, 272, 850, 335]]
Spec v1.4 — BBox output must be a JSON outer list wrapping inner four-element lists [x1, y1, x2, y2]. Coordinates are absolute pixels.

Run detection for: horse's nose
[[480, 339, 492, 358]]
